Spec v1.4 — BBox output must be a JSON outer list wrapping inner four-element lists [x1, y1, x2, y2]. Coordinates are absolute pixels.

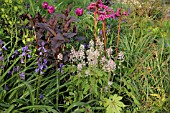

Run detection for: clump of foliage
[[0, 0, 170, 112]]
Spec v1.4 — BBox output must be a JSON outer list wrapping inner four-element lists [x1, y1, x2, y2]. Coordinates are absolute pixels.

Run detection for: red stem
[[116, 15, 122, 54], [102, 20, 106, 55]]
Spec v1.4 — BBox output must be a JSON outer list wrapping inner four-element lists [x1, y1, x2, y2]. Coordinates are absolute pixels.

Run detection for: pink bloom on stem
[[87, 2, 96, 10], [122, 11, 128, 16], [75, 8, 83, 16], [47, 6, 55, 14], [115, 8, 121, 17], [42, 2, 48, 9]]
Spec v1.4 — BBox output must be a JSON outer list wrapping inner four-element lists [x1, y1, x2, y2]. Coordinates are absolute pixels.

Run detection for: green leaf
[[104, 94, 126, 113]]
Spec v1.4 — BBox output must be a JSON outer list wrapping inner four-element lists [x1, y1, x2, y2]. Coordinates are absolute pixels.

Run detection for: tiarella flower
[[104, 59, 116, 72], [42, 2, 48, 9], [57, 53, 63, 61], [108, 81, 113, 86], [117, 51, 124, 62], [47, 6, 55, 14], [20, 72, 25, 80], [77, 63, 83, 71], [75, 8, 83, 16], [106, 47, 113, 58], [85, 69, 90, 77]]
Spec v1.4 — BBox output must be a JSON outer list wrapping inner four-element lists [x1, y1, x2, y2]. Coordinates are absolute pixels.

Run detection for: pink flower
[[115, 8, 121, 17], [122, 12, 128, 16], [47, 6, 55, 14], [87, 3, 96, 10], [42, 2, 48, 9], [75, 8, 83, 16]]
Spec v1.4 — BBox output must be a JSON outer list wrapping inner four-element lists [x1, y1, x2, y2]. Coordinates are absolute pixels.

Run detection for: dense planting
[[0, 0, 170, 112]]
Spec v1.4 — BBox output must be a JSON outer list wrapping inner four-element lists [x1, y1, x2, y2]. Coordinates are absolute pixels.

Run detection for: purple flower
[[5, 84, 9, 91], [58, 63, 64, 73], [0, 40, 3, 47], [21, 58, 24, 64], [21, 46, 31, 62], [38, 42, 47, 54], [0, 56, 3, 61], [35, 68, 39, 73], [26, 3, 30, 9], [47, 6, 55, 14], [39, 94, 44, 99], [165, 43, 169, 47], [12, 50, 19, 58], [2, 46, 7, 50], [8, 71, 12, 75], [42, 2, 48, 9], [20, 72, 25, 80], [1, 65, 4, 69], [75, 8, 83, 16], [128, 8, 131, 14], [99, 30, 102, 35]]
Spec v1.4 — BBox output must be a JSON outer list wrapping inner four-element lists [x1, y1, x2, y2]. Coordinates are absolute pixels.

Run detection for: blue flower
[[0, 56, 3, 61], [39, 94, 44, 99], [58, 63, 64, 73], [5, 84, 9, 91], [20, 72, 25, 80], [0, 40, 3, 47], [2, 46, 7, 50]]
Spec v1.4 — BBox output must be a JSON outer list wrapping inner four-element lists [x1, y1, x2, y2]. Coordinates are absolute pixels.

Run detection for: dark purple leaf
[[36, 23, 57, 36], [63, 33, 77, 38], [53, 13, 66, 19], [74, 36, 86, 41]]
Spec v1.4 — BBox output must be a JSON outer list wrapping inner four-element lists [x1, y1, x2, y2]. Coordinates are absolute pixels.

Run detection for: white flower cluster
[[69, 39, 124, 72], [117, 51, 124, 62]]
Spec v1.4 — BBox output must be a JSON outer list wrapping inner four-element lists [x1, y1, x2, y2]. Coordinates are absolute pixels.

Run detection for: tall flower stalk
[[102, 20, 107, 53], [116, 15, 122, 54], [88, 0, 102, 41]]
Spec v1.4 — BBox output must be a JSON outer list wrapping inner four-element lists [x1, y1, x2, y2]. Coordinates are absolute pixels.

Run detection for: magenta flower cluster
[[87, 0, 128, 21], [75, 8, 83, 16], [42, 2, 55, 14]]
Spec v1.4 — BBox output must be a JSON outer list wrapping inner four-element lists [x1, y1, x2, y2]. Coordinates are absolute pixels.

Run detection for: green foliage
[[0, 0, 170, 112], [101, 94, 126, 113]]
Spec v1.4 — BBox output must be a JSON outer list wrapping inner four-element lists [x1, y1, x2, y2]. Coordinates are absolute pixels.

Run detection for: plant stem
[[94, 10, 98, 41], [56, 72, 60, 109], [102, 20, 106, 55], [116, 15, 122, 54]]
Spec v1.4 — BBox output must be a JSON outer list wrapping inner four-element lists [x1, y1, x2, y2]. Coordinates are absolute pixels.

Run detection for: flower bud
[[47, 6, 55, 14], [75, 8, 83, 16], [42, 2, 48, 9]]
